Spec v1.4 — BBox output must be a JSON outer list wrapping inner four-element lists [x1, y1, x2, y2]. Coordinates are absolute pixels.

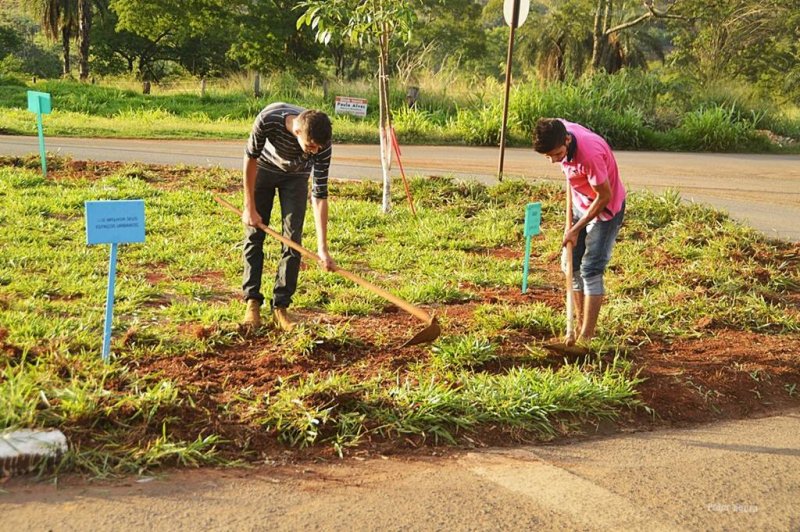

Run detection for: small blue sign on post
[[522, 202, 541, 294], [85, 200, 146, 362], [27, 91, 51, 176]]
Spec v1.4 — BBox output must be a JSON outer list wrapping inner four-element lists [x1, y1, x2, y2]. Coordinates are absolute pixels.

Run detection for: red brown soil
[[4, 156, 798, 458], [114, 280, 800, 460]]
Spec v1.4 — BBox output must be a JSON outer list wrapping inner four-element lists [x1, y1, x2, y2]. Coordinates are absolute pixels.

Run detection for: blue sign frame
[[522, 202, 541, 294], [27, 91, 52, 175], [27, 91, 52, 114], [85, 200, 146, 244], [85, 200, 146, 362]]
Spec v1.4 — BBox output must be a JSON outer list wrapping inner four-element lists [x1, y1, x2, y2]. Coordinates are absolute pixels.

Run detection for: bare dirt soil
[[3, 157, 800, 461]]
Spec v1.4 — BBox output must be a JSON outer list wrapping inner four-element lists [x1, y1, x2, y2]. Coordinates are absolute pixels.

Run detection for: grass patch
[[1, 74, 797, 152], [1, 157, 798, 474]]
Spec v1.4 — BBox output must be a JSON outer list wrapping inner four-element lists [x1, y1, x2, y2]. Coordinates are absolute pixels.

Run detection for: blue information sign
[[85, 200, 146, 362], [27, 91, 52, 176], [27, 91, 52, 114], [522, 202, 542, 294], [85, 200, 146, 244]]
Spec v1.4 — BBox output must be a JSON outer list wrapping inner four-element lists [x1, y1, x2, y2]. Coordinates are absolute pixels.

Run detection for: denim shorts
[[562, 200, 625, 296]]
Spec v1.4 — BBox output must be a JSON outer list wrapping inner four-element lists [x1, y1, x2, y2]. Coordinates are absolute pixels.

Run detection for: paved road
[[2, 135, 799, 241], [3, 409, 799, 531]]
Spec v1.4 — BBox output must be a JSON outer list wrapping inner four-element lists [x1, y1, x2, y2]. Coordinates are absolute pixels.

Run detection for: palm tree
[[23, 0, 83, 78], [515, 0, 673, 80], [77, 0, 92, 80]]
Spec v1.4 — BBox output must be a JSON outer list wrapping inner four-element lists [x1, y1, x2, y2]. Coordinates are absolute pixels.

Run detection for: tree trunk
[[78, 0, 92, 81], [591, 0, 617, 73], [61, 26, 71, 77], [378, 29, 392, 214], [590, 0, 607, 72]]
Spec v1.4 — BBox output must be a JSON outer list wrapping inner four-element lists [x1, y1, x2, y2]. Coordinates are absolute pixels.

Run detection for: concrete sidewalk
[[2, 409, 799, 531]]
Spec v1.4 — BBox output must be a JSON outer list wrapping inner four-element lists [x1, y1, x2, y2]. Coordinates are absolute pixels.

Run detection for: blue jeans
[[562, 201, 625, 296]]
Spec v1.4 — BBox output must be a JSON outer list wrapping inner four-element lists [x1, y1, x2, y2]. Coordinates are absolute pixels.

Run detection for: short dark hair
[[296, 109, 332, 146], [533, 118, 567, 153]]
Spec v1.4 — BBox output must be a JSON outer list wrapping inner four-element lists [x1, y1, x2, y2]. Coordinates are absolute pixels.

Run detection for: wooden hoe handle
[[214, 196, 434, 325]]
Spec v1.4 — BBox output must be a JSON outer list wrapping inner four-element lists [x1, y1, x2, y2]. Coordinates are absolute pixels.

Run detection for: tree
[[77, 0, 93, 79], [110, 0, 236, 79], [22, 0, 79, 76], [505, 0, 679, 80], [0, 11, 62, 77], [668, 0, 800, 99], [90, 6, 166, 77], [589, 0, 687, 73], [226, 0, 322, 78], [297, 0, 419, 213], [411, 0, 488, 76]]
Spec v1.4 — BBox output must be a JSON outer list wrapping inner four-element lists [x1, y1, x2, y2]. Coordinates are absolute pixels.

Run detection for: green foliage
[[668, 0, 800, 102], [227, 1, 321, 77], [452, 100, 504, 145], [430, 335, 497, 369], [1, 158, 798, 471], [296, 0, 419, 47], [0, 71, 797, 152], [672, 105, 766, 152]]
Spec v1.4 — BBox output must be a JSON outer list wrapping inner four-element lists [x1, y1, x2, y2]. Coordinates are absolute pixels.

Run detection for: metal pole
[[102, 242, 118, 363], [36, 113, 46, 176], [497, 0, 520, 181]]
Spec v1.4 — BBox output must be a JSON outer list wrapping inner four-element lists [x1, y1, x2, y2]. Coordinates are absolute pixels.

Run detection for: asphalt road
[[2, 135, 799, 242], [3, 410, 799, 531]]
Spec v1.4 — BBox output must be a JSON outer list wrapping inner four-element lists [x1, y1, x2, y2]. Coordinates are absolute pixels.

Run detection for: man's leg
[[580, 293, 604, 341], [577, 203, 625, 342], [271, 176, 309, 311], [566, 220, 586, 345], [242, 170, 277, 325], [573, 290, 584, 335]]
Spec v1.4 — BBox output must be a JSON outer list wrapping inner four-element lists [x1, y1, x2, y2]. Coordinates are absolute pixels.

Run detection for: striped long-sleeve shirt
[[245, 102, 332, 199]]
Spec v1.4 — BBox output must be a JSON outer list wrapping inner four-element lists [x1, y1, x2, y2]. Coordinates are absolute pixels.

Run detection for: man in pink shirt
[[533, 118, 626, 346]]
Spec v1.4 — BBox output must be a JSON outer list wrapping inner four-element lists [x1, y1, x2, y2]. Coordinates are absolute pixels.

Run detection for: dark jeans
[[242, 167, 309, 308]]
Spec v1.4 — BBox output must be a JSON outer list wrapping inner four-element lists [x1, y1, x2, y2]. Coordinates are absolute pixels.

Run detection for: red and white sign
[[334, 96, 368, 118]]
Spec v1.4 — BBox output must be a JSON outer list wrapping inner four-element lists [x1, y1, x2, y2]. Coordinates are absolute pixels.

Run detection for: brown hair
[[296, 109, 332, 146], [533, 118, 567, 153]]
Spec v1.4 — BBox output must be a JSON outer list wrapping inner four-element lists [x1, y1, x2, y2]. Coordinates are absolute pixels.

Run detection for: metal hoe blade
[[401, 317, 441, 347]]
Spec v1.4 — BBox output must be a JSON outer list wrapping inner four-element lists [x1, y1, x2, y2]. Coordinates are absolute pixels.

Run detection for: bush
[[671, 105, 767, 152], [452, 101, 504, 145]]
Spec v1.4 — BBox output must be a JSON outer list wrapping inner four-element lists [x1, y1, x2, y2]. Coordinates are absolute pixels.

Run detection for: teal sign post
[[521, 202, 541, 293], [27, 91, 52, 176], [85, 200, 146, 362]]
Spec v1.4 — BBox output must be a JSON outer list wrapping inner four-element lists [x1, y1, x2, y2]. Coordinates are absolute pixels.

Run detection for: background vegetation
[[0, 0, 797, 151]]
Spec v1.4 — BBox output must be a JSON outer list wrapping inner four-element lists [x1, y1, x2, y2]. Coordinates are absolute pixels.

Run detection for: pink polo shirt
[[560, 120, 626, 221]]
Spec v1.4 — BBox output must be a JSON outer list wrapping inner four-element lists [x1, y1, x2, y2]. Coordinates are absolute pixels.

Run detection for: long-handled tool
[[215, 196, 440, 347], [544, 188, 588, 356], [564, 190, 577, 345]]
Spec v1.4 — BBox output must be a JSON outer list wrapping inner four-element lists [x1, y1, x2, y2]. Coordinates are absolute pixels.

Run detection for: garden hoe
[[545, 189, 589, 357], [214, 196, 440, 347]]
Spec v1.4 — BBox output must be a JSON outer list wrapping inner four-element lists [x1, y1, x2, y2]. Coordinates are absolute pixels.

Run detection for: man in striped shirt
[[534, 118, 626, 347], [242, 103, 335, 331]]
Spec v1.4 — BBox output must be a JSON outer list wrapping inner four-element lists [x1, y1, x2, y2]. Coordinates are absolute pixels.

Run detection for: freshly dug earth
[[3, 157, 799, 462], [122, 281, 800, 458]]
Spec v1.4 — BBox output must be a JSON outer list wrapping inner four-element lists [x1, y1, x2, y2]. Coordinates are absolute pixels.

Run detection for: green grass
[[0, 73, 798, 151], [1, 157, 797, 474]]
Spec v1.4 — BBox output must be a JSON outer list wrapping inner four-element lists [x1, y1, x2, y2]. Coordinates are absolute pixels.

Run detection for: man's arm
[[564, 179, 612, 247], [312, 196, 335, 271], [242, 155, 262, 227]]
